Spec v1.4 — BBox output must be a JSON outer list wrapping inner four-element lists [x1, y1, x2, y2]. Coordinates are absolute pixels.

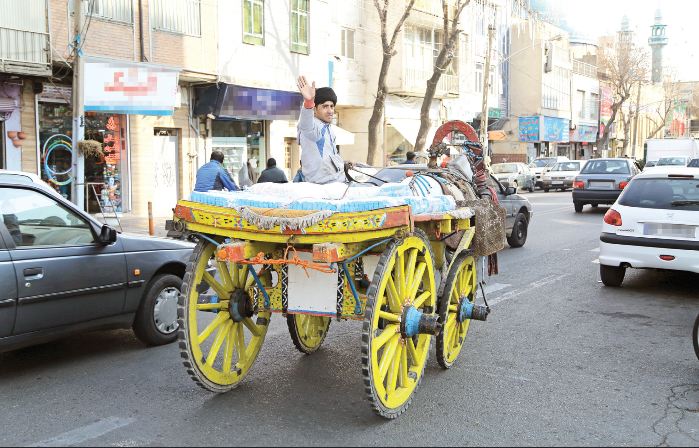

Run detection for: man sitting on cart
[[296, 76, 347, 184]]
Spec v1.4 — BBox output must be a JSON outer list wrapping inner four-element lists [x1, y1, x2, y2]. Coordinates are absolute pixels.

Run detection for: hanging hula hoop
[[42, 134, 74, 186]]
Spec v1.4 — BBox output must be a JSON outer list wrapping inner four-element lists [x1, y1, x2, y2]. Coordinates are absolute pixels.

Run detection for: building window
[[151, 0, 201, 36], [290, 0, 309, 54], [341, 28, 355, 59], [85, 0, 133, 23], [475, 63, 483, 92], [243, 0, 264, 45], [577, 90, 586, 118], [589, 93, 599, 120]]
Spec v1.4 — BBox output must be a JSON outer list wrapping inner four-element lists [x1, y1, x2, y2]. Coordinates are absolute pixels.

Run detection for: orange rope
[[236, 244, 336, 276]]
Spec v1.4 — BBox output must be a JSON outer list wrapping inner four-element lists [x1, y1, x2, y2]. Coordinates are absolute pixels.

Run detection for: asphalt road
[[1, 191, 698, 447]]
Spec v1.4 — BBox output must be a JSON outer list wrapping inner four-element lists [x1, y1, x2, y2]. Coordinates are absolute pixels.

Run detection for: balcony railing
[[0, 27, 51, 75], [573, 60, 597, 78], [403, 68, 459, 97]]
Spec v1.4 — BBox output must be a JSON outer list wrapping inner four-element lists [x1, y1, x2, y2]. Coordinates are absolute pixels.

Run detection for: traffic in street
[[1, 190, 697, 447]]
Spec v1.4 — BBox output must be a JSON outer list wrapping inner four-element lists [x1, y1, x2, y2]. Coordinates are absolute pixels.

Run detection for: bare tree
[[646, 81, 683, 139], [414, 0, 470, 152], [367, 0, 416, 165], [596, 38, 649, 152]]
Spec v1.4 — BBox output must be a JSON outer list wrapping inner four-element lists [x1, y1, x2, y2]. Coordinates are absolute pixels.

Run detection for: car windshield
[[492, 163, 519, 174], [530, 159, 554, 168], [551, 162, 581, 171], [619, 178, 699, 211], [657, 157, 687, 166], [645, 161, 657, 167], [580, 160, 630, 175], [689, 159, 699, 168]]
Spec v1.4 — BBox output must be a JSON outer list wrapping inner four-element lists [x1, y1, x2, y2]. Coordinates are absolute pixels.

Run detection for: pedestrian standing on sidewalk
[[257, 158, 288, 183], [194, 150, 239, 192], [296, 75, 348, 184]]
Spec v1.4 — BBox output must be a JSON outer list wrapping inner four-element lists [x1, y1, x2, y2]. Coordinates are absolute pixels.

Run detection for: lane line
[[591, 258, 600, 264], [29, 417, 136, 447], [488, 274, 571, 307], [590, 247, 600, 252], [483, 283, 511, 294]]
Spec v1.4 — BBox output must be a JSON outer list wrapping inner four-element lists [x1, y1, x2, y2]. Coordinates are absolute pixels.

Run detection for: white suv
[[599, 167, 699, 286]]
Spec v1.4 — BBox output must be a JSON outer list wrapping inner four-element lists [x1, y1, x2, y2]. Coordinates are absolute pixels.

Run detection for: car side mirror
[[98, 224, 117, 245], [505, 186, 517, 196]]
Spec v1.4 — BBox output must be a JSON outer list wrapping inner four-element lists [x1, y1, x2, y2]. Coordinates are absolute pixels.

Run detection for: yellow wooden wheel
[[178, 239, 270, 392], [436, 252, 477, 369], [361, 231, 437, 418], [287, 314, 331, 354]]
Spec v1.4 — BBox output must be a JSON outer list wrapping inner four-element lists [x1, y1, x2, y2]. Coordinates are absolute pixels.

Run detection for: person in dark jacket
[[257, 158, 288, 183], [194, 151, 239, 192], [404, 151, 417, 164]]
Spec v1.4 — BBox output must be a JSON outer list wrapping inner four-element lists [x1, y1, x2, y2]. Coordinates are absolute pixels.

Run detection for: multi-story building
[[569, 40, 600, 160], [1, 0, 218, 216], [491, 18, 572, 163]]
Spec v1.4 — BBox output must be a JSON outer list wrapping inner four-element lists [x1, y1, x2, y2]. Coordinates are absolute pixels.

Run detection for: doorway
[[152, 129, 179, 216]]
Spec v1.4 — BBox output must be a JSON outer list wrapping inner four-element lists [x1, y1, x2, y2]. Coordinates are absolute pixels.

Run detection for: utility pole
[[71, 0, 85, 210], [480, 23, 495, 158], [631, 81, 641, 159]]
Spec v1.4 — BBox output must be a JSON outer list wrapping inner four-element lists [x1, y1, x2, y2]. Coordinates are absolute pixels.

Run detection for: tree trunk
[[415, 71, 442, 152], [367, 56, 392, 166]]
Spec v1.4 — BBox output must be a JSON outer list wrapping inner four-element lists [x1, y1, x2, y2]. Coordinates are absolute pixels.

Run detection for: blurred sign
[[542, 116, 569, 142], [519, 116, 540, 142], [84, 61, 179, 116], [571, 124, 597, 142]]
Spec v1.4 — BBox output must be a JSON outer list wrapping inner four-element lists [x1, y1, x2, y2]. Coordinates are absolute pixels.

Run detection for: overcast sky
[[555, 0, 698, 81]]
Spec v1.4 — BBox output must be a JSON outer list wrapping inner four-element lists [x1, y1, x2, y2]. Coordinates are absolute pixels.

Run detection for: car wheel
[[543, 188, 549, 193], [528, 183, 534, 193], [600, 264, 625, 287], [693, 313, 699, 361], [133, 273, 182, 346], [574, 201, 583, 213], [591, 203, 599, 208], [506, 213, 528, 248]]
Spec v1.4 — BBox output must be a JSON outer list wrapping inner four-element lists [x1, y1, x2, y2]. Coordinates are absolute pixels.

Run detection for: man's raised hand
[[296, 76, 316, 102]]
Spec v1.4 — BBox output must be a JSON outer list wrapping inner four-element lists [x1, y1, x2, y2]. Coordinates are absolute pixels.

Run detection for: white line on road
[[29, 417, 135, 447], [590, 247, 600, 252], [482, 283, 511, 294], [488, 274, 571, 307], [592, 258, 600, 264]]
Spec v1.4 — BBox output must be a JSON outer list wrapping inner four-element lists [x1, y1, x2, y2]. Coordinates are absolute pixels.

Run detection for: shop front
[[518, 115, 570, 158], [35, 84, 130, 212], [194, 84, 303, 180], [570, 124, 597, 159]]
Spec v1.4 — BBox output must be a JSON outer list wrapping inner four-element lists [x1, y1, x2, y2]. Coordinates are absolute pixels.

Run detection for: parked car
[[369, 165, 533, 248], [529, 156, 570, 188], [572, 158, 641, 213], [643, 160, 658, 169], [598, 166, 699, 287], [688, 158, 699, 168], [0, 174, 194, 353], [656, 156, 691, 167], [540, 160, 587, 192], [491, 162, 535, 193]]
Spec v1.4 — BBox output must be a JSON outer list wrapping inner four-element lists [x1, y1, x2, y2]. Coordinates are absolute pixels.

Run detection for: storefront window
[[211, 120, 266, 184], [84, 112, 127, 213], [38, 102, 73, 200]]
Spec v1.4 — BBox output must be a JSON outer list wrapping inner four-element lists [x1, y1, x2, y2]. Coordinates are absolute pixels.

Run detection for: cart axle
[[401, 306, 441, 338], [457, 299, 489, 323]]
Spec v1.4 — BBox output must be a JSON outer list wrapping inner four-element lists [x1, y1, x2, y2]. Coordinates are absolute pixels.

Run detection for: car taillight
[[573, 181, 584, 189], [603, 209, 623, 226], [619, 181, 629, 189]]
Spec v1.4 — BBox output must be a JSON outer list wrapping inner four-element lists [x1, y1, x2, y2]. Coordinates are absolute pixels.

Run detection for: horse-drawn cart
[[170, 121, 503, 418]]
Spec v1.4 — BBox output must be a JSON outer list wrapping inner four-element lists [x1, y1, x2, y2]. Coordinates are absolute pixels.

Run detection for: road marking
[[592, 258, 600, 264], [535, 206, 575, 216], [590, 247, 600, 252], [488, 274, 571, 306], [483, 283, 510, 294], [29, 417, 135, 447]]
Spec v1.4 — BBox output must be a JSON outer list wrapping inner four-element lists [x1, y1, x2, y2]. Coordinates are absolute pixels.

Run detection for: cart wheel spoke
[[179, 240, 270, 393], [436, 253, 477, 369], [362, 231, 435, 418]]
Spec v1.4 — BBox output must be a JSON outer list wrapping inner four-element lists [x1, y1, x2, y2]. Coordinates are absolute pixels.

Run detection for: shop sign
[[518, 116, 541, 142], [572, 124, 597, 142], [84, 61, 179, 116], [542, 116, 570, 142]]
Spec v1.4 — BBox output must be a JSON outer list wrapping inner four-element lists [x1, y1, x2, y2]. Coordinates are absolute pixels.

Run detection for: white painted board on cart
[[287, 252, 338, 316]]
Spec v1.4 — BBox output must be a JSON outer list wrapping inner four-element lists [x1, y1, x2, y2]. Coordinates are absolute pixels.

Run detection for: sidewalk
[[92, 212, 170, 238]]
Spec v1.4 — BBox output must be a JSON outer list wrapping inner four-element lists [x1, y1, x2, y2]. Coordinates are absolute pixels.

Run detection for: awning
[[387, 118, 436, 147], [0, 97, 17, 113], [332, 125, 355, 145]]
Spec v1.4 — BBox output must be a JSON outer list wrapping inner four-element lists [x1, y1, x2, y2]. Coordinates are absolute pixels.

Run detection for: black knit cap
[[314, 87, 337, 106]]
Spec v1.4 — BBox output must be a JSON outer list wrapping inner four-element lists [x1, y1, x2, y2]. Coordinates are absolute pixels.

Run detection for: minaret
[[648, 9, 668, 83]]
